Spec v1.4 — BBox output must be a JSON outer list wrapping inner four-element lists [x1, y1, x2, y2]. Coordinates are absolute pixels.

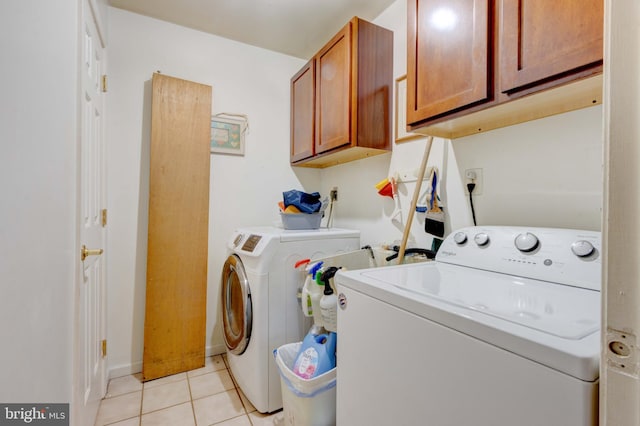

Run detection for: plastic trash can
[[274, 342, 337, 426]]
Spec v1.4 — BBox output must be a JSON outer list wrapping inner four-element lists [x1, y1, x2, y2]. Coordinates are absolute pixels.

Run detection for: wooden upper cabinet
[[291, 17, 393, 168], [407, 0, 491, 123], [407, 0, 604, 138], [290, 59, 315, 162], [500, 0, 604, 93]]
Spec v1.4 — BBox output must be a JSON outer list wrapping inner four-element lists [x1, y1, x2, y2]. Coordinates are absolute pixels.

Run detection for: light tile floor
[[95, 355, 283, 426]]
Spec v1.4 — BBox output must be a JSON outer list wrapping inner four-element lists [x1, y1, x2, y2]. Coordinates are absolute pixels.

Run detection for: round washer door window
[[221, 254, 252, 355]]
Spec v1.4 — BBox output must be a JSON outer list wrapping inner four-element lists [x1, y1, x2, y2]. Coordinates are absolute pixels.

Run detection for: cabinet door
[[500, 0, 603, 93], [316, 23, 352, 154], [407, 0, 491, 124], [290, 60, 315, 163]]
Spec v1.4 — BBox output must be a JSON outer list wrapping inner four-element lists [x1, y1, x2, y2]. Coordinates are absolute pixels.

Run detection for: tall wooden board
[[143, 73, 211, 381]]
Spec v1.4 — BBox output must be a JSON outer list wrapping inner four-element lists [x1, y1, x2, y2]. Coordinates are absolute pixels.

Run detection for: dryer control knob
[[453, 232, 468, 245], [474, 233, 490, 246], [515, 233, 539, 252], [571, 240, 595, 257]]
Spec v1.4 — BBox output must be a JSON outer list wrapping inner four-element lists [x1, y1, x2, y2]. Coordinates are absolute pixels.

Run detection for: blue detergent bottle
[[292, 326, 337, 379]]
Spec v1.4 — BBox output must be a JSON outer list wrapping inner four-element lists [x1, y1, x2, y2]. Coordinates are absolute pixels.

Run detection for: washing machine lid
[[337, 262, 600, 382], [361, 262, 600, 340]]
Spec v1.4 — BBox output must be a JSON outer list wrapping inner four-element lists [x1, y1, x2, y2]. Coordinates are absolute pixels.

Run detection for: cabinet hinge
[[101, 339, 107, 357], [101, 209, 107, 227], [101, 75, 108, 93]]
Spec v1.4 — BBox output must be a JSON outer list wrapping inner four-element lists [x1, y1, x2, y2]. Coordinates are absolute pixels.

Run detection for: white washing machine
[[220, 226, 360, 413], [336, 226, 601, 426]]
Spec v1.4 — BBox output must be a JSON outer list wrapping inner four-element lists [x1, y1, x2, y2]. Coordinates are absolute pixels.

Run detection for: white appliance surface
[[335, 226, 601, 426], [224, 226, 360, 413]]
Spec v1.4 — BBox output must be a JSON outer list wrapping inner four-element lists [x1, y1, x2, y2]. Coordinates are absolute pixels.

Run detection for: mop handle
[[397, 136, 433, 264]]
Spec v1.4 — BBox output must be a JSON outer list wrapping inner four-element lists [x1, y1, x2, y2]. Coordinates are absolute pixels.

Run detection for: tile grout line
[[142, 377, 196, 420], [186, 371, 198, 426], [138, 376, 144, 426]]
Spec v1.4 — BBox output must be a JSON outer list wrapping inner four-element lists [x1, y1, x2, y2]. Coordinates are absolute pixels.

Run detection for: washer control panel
[[241, 234, 262, 252], [228, 231, 270, 256], [437, 226, 601, 291]]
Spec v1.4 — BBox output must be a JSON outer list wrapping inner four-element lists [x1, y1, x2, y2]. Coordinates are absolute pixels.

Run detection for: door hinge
[[101, 75, 108, 93], [101, 339, 107, 357], [101, 209, 107, 227]]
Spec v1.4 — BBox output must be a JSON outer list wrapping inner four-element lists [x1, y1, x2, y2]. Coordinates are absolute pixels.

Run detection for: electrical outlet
[[464, 168, 483, 195], [330, 187, 338, 201]]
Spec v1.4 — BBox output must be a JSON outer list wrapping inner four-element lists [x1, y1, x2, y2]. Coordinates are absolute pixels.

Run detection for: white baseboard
[[108, 344, 227, 380], [109, 361, 143, 379]]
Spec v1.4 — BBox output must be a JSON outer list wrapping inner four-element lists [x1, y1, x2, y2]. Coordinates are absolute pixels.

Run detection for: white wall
[[106, 8, 314, 376], [107, 1, 604, 377], [0, 0, 77, 402], [321, 0, 603, 254]]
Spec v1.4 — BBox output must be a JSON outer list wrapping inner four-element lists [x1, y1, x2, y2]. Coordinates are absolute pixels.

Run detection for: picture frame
[[210, 114, 247, 155], [395, 75, 421, 143]]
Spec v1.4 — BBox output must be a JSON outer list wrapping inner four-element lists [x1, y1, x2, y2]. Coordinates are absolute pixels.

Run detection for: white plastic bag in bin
[[274, 342, 337, 426], [274, 342, 336, 397]]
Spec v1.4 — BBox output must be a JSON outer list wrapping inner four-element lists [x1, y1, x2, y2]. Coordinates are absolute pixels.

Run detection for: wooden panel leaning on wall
[[143, 73, 212, 381]]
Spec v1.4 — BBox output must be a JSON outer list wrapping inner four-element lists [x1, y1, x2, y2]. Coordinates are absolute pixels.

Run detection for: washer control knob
[[515, 232, 539, 252], [453, 232, 468, 245], [474, 233, 490, 246], [571, 240, 595, 257]]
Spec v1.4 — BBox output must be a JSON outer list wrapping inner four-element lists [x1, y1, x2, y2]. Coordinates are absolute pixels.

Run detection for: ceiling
[[108, 0, 396, 59]]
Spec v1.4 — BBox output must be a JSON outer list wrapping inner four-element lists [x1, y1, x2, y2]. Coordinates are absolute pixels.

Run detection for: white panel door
[[75, 1, 107, 424]]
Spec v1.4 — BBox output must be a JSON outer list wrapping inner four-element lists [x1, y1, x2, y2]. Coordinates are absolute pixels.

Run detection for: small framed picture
[[210, 114, 247, 155], [395, 75, 421, 143]]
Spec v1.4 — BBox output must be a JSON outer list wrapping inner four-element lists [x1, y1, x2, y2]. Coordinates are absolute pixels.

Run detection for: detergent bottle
[[300, 261, 324, 321], [319, 266, 341, 333], [296, 259, 312, 317], [292, 327, 337, 379]]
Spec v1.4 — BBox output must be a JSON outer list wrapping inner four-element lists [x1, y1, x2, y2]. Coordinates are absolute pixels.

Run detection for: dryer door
[[221, 254, 252, 355]]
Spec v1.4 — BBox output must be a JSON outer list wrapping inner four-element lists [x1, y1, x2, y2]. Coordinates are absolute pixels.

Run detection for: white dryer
[[220, 226, 360, 413]]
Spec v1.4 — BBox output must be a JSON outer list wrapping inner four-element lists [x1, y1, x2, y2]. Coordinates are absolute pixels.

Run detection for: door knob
[[81, 245, 103, 261]]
